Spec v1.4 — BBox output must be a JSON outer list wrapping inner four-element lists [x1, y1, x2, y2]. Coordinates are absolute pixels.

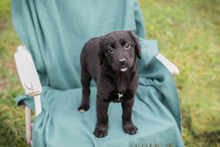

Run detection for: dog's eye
[[108, 47, 115, 53], [124, 43, 130, 50]]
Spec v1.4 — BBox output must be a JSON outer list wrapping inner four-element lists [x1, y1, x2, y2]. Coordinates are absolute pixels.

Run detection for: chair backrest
[[12, 0, 146, 90]]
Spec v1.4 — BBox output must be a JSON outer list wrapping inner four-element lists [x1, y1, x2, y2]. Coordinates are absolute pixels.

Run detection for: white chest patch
[[117, 93, 123, 101]]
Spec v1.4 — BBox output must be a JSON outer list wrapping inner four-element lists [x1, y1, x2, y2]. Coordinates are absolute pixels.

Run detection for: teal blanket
[[12, 0, 184, 146]]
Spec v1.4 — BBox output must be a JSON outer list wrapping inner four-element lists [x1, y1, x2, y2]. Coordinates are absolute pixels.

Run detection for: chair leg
[[25, 106, 32, 144]]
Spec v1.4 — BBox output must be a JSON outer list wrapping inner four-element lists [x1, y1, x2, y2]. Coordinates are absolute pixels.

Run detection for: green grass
[[0, 0, 28, 146], [0, 0, 220, 146], [139, 0, 220, 146]]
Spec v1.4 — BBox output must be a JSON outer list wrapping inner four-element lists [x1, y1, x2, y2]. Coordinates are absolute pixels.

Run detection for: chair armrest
[[14, 45, 42, 116], [156, 54, 179, 76]]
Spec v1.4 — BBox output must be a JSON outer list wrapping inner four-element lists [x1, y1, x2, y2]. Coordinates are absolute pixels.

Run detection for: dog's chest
[[108, 92, 124, 103], [107, 89, 134, 103], [117, 93, 123, 101]]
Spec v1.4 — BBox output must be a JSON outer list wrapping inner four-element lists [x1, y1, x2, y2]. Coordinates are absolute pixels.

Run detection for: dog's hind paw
[[79, 109, 85, 113], [78, 105, 90, 113]]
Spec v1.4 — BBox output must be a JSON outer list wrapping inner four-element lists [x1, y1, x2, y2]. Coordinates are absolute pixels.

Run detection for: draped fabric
[[12, 0, 184, 146]]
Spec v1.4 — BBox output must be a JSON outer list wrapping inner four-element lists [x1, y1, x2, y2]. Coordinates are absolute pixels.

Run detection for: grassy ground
[[0, 0, 27, 146], [0, 0, 220, 146], [139, 0, 220, 146]]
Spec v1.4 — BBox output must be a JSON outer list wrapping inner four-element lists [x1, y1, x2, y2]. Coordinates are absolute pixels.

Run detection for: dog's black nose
[[119, 58, 127, 65]]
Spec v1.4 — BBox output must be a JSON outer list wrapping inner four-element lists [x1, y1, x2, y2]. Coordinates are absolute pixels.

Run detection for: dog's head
[[98, 30, 141, 72]]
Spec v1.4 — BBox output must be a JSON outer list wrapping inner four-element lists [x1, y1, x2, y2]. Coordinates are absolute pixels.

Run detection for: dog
[[78, 30, 141, 138]]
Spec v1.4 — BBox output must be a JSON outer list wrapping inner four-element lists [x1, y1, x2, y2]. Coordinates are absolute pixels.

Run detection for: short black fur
[[78, 30, 141, 138]]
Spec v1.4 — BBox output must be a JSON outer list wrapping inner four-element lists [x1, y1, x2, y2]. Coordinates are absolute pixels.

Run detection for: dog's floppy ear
[[98, 37, 105, 65], [128, 31, 142, 59]]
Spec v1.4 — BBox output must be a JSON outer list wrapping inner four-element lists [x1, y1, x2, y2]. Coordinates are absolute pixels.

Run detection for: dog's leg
[[121, 98, 138, 135], [94, 98, 110, 138], [78, 72, 92, 112]]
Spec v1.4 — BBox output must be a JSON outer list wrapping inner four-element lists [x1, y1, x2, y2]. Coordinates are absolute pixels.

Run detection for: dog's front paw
[[123, 123, 138, 135], [78, 104, 90, 113], [94, 127, 108, 138]]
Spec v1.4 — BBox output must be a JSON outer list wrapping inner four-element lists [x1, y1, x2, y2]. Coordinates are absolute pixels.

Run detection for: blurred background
[[0, 0, 219, 146]]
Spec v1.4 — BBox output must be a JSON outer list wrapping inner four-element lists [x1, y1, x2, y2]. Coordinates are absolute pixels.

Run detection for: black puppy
[[78, 30, 141, 138]]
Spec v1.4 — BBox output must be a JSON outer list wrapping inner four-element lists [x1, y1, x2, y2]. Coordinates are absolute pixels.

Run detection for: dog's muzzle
[[120, 68, 128, 72]]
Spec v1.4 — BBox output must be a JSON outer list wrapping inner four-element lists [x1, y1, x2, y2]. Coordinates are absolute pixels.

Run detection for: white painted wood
[[14, 45, 42, 115], [156, 54, 179, 76], [34, 95, 42, 116], [14, 45, 42, 96], [25, 106, 31, 144]]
